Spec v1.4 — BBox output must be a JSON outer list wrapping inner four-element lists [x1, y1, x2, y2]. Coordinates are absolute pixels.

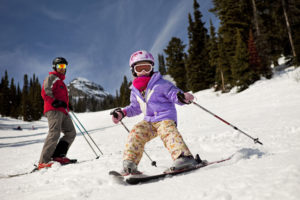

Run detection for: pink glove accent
[[112, 112, 123, 124], [183, 92, 194, 103]]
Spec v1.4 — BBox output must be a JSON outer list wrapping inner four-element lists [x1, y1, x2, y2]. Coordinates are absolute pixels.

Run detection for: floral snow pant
[[123, 120, 192, 165]]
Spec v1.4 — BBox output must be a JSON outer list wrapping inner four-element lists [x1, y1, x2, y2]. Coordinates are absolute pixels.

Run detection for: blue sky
[[0, 0, 218, 94]]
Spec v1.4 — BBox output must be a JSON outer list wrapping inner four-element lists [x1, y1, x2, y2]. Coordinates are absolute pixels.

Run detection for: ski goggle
[[56, 63, 67, 69], [134, 64, 153, 73]]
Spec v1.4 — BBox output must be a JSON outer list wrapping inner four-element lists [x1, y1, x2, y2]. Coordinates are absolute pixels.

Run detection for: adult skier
[[38, 57, 76, 170], [111, 50, 197, 174]]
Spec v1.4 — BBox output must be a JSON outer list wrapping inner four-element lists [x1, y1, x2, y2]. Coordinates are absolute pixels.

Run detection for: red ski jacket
[[41, 71, 70, 115]]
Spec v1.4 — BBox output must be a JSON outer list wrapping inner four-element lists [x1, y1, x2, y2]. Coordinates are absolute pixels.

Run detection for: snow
[[1, 67, 300, 200], [69, 77, 109, 99]]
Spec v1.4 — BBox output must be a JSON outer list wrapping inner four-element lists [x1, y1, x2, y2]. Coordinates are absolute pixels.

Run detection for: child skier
[[111, 50, 197, 174]]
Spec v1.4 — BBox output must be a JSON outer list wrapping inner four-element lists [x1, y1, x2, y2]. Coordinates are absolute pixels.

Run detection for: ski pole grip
[[254, 138, 263, 145], [110, 108, 122, 118], [152, 161, 157, 167], [177, 92, 187, 104]]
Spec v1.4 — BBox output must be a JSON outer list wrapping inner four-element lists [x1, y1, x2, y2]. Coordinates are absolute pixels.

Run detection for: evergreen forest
[[1, 0, 299, 121]]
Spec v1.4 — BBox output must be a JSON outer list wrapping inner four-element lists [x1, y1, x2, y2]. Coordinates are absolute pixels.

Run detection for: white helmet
[[129, 50, 155, 68]]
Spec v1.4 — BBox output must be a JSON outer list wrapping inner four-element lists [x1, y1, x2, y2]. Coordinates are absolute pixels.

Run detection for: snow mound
[[1, 67, 300, 200]]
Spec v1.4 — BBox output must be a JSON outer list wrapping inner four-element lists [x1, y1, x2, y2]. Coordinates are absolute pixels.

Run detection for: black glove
[[110, 108, 125, 119], [52, 99, 67, 108], [69, 103, 73, 111], [177, 92, 186, 104], [177, 92, 192, 104]]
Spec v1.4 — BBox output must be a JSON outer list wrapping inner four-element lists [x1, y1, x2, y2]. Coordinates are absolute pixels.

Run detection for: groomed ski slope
[[1, 66, 300, 200]]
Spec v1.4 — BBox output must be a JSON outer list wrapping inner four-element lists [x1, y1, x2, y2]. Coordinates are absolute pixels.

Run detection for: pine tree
[[119, 76, 131, 107], [211, 0, 254, 89], [28, 76, 35, 120], [21, 74, 31, 121], [231, 29, 254, 92], [158, 54, 167, 75], [255, 0, 286, 66], [90, 97, 98, 111], [0, 76, 2, 115], [75, 97, 86, 112], [16, 84, 22, 118], [281, 0, 296, 61], [0, 75, 3, 116], [83, 95, 88, 112], [284, 0, 300, 65], [208, 20, 218, 88], [251, 0, 261, 37], [186, 0, 212, 92], [30, 75, 43, 120], [164, 37, 187, 91], [211, 0, 252, 60], [216, 36, 232, 92], [101, 94, 115, 110], [0, 71, 11, 116], [248, 30, 261, 82], [9, 78, 19, 119], [115, 90, 120, 107]]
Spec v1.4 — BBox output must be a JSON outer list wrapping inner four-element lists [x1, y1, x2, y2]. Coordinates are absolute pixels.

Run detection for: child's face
[[134, 61, 153, 77]]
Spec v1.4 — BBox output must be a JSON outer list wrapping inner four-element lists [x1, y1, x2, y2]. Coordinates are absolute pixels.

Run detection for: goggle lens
[[134, 64, 153, 73], [56, 64, 67, 69]]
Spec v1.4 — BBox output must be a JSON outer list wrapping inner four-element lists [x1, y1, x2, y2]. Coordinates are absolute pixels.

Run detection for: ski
[[109, 154, 234, 185], [1, 158, 94, 179], [5, 167, 39, 178]]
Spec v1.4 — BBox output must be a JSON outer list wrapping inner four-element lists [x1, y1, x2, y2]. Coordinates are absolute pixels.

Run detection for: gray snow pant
[[39, 110, 76, 163]]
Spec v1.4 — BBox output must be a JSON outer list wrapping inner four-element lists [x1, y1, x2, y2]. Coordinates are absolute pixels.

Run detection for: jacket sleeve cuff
[[122, 109, 127, 117], [45, 96, 55, 104]]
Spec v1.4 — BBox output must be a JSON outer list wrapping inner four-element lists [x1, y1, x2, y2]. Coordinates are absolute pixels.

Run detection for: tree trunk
[[251, 0, 260, 36], [221, 70, 225, 92], [282, 0, 297, 58]]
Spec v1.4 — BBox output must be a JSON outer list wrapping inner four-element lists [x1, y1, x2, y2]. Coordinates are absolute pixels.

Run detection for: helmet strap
[[131, 67, 137, 77], [149, 70, 154, 76]]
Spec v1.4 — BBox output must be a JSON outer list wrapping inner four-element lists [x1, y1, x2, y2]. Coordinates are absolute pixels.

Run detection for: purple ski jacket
[[124, 72, 184, 123]]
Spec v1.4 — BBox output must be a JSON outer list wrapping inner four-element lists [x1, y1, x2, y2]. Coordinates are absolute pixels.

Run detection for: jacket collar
[[147, 72, 161, 89], [130, 72, 162, 100]]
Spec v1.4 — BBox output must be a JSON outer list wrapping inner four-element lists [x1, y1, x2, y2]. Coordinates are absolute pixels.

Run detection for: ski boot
[[52, 157, 77, 165], [169, 154, 198, 171], [38, 162, 53, 170], [121, 160, 142, 176], [52, 140, 77, 165]]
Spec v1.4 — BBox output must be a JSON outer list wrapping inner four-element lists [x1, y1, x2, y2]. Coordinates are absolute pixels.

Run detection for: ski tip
[[108, 171, 127, 185], [109, 171, 123, 176], [31, 167, 39, 173], [0, 174, 9, 179]]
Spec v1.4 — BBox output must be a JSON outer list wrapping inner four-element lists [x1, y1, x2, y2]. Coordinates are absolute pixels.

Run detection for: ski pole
[[70, 111, 104, 155], [110, 110, 157, 167], [119, 120, 157, 167], [68, 111, 100, 159], [192, 102, 263, 145]]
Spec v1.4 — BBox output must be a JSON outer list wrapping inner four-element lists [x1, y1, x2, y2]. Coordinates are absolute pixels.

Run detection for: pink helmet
[[129, 50, 155, 68]]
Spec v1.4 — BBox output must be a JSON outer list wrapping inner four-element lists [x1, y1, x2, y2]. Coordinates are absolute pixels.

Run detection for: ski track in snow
[[1, 67, 300, 200]]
